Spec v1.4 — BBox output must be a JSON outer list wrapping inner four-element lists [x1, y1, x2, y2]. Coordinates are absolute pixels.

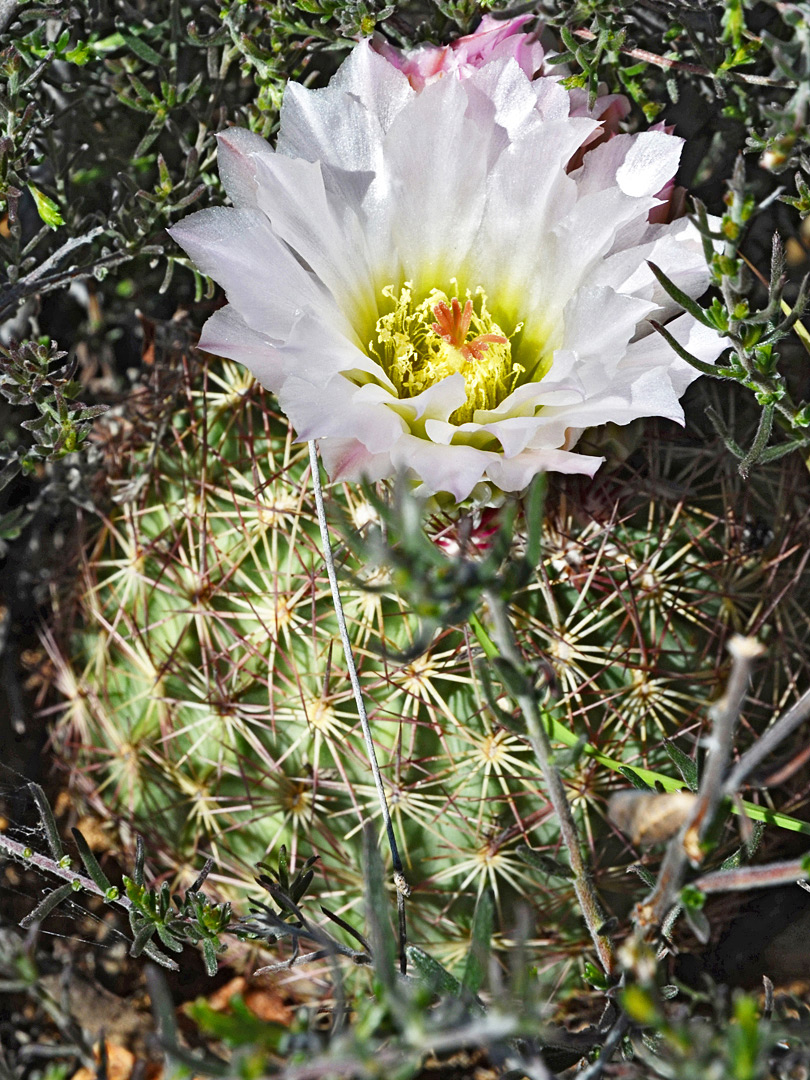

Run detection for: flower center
[[371, 283, 523, 425]]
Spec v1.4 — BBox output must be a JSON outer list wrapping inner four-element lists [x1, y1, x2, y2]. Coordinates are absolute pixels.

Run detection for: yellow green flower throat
[[371, 283, 523, 425]]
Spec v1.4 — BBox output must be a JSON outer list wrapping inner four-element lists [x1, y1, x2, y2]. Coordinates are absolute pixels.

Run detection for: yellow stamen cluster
[[371, 283, 523, 425]]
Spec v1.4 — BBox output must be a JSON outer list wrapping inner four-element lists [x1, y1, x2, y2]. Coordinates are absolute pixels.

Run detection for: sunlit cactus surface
[[48, 358, 810, 966]]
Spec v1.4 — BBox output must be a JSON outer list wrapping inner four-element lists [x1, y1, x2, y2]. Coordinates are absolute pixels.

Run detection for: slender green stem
[[483, 591, 615, 977], [307, 441, 409, 973], [738, 400, 775, 477]]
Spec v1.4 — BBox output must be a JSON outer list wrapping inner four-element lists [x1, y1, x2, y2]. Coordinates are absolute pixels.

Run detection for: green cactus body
[[50, 360, 810, 969]]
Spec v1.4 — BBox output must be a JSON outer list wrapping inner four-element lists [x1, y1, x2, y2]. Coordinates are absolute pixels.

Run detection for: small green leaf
[[27, 184, 64, 228], [0, 503, 30, 539], [406, 945, 462, 997], [130, 921, 157, 957], [202, 937, 219, 977], [156, 924, 184, 953], [28, 784, 64, 860], [648, 262, 715, 326], [141, 938, 179, 970], [618, 767, 655, 791], [681, 884, 706, 910], [651, 319, 733, 378], [461, 888, 494, 996], [290, 868, 313, 904], [120, 30, 164, 67], [721, 0, 744, 46], [277, 845, 289, 892], [583, 961, 609, 990], [628, 863, 658, 889], [469, 614, 498, 658], [516, 845, 574, 880], [664, 740, 699, 793], [720, 846, 745, 871], [320, 905, 369, 952], [134, 834, 145, 886], [65, 42, 91, 65], [91, 32, 127, 52], [72, 827, 113, 892], [20, 883, 74, 928]]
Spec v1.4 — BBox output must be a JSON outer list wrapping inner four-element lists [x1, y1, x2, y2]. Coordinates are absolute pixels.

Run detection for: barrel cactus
[[46, 355, 810, 969]]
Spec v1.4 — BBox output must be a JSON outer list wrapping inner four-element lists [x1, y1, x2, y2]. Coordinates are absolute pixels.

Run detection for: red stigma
[[432, 297, 507, 362], [432, 298, 473, 347]]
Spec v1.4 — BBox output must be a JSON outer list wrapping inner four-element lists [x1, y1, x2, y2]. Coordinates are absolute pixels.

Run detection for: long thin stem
[[723, 685, 810, 796], [571, 26, 797, 88], [693, 857, 810, 894], [577, 1012, 631, 1080], [307, 441, 409, 973], [484, 589, 615, 977], [684, 635, 764, 851], [0, 829, 134, 911], [639, 635, 763, 928]]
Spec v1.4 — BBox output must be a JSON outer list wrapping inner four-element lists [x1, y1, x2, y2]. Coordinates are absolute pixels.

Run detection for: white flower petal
[[465, 56, 547, 141], [385, 76, 493, 286], [168, 208, 335, 341], [561, 287, 656, 363], [623, 312, 723, 394], [280, 312, 390, 384], [575, 131, 683, 200], [471, 115, 598, 318], [391, 435, 493, 502], [251, 152, 375, 323], [217, 128, 273, 208], [486, 446, 603, 490], [616, 131, 684, 198], [197, 305, 282, 388], [277, 41, 413, 172], [527, 198, 636, 327], [473, 382, 560, 421], [543, 366, 686, 430], [388, 374, 468, 424], [532, 77, 575, 121], [482, 416, 545, 457], [602, 217, 711, 315], [278, 372, 404, 451], [317, 437, 394, 482], [173, 38, 726, 503]]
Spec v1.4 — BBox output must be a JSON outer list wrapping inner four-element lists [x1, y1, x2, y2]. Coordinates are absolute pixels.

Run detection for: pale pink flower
[[170, 42, 723, 503], [370, 14, 548, 91], [373, 17, 631, 154], [373, 21, 676, 218]]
